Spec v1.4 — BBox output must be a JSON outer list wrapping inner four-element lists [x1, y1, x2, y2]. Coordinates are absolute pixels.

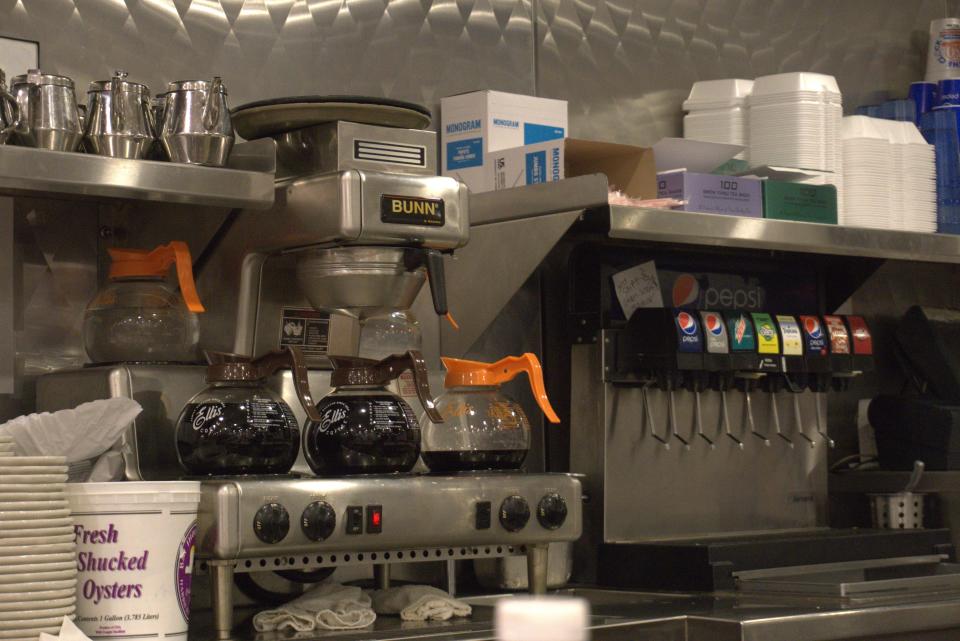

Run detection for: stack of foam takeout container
[[0, 434, 76, 641], [748, 72, 844, 215], [683, 79, 753, 158], [841, 117, 937, 232]]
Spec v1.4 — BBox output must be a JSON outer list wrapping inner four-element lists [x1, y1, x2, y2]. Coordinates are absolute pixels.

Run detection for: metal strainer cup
[[868, 460, 926, 529]]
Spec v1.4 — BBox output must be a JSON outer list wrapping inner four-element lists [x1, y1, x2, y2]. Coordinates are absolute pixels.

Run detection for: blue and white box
[[490, 140, 565, 190], [441, 90, 568, 192]]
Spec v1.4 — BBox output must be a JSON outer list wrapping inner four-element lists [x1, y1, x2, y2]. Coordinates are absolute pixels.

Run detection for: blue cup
[[920, 107, 960, 234], [910, 81, 938, 122], [937, 78, 960, 108], [855, 105, 874, 116], [866, 104, 882, 117], [880, 99, 916, 121]]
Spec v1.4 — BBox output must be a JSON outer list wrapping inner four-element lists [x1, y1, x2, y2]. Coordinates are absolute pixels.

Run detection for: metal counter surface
[[190, 587, 960, 641]]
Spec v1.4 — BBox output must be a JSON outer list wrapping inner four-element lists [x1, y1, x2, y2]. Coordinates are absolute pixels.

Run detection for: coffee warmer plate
[[195, 472, 582, 638]]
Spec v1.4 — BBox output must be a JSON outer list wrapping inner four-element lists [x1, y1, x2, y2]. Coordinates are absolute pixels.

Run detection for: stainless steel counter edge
[[735, 597, 960, 641]]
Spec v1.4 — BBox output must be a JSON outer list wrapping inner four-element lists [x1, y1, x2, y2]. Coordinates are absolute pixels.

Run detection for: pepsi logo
[[677, 312, 698, 335], [705, 314, 724, 336], [804, 317, 822, 339], [672, 274, 700, 307]]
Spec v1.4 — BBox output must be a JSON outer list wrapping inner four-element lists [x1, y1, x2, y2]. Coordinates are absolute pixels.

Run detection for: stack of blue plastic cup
[[920, 108, 960, 233], [910, 81, 938, 123]]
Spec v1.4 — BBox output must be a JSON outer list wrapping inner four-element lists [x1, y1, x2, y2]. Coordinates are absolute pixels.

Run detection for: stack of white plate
[[683, 79, 753, 159], [841, 116, 892, 229], [0, 437, 75, 641], [896, 121, 938, 233], [748, 72, 843, 174]]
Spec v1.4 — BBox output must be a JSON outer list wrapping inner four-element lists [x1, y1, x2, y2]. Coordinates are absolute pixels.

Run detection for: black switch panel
[[475, 500, 492, 529], [366, 505, 383, 533], [346, 506, 364, 534]]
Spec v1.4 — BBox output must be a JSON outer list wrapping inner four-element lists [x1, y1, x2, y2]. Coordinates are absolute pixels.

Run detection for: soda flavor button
[[725, 312, 756, 351], [674, 310, 703, 353], [846, 316, 873, 355], [699, 311, 729, 354], [799, 315, 828, 355], [823, 315, 851, 354], [775, 315, 803, 356], [750, 313, 780, 355]]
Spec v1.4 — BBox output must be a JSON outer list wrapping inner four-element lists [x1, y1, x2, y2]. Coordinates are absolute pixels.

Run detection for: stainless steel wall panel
[[536, 0, 960, 145], [0, 0, 537, 120]]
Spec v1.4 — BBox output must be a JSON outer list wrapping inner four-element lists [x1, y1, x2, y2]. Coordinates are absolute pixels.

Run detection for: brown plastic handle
[[328, 350, 443, 423], [381, 351, 443, 424], [252, 347, 322, 423]]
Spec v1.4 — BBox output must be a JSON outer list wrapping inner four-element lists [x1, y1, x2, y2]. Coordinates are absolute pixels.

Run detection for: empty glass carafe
[[83, 241, 204, 363]]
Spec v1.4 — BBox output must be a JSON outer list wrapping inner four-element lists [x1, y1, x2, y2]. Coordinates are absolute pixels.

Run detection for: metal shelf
[[608, 207, 960, 264], [0, 139, 276, 209], [470, 176, 960, 265], [831, 472, 960, 494]]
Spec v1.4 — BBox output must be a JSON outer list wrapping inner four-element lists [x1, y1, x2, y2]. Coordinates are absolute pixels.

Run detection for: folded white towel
[[371, 585, 472, 622], [253, 584, 376, 631]]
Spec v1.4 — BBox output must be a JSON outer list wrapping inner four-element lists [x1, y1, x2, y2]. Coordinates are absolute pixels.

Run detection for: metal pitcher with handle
[[161, 77, 234, 166], [84, 70, 154, 159], [0, 69, 20, 144], [9, 70, 83, 152]]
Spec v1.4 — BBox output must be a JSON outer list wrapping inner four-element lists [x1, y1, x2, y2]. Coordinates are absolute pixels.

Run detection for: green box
[[762, 181, 838, 224]]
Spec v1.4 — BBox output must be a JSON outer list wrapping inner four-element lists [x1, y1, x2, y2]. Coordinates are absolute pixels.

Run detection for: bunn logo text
[[381, 195, 446, 227]]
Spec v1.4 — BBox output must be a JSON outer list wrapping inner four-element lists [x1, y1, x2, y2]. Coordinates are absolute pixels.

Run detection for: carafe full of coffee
[[420, 353, 560, 473], [176, 347, 320, 475], [303, 350, 442, 476]]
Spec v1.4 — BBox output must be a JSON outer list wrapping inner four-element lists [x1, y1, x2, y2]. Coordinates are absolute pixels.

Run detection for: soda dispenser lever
[[665, 380, 690, 448], [769, 391, 792, 448], [792, 391, 816, 448], [719, 387, 743, 449], [814, 393, 835, 448], [693, 388, 714, 448], [641, 386, 671, 449], [738, 376, 770, 446]]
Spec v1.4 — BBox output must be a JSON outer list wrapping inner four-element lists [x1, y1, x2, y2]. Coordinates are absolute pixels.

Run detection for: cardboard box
[[441, 90, 568, 190], [489, 140, 565, 191], [657, 170, 763, 217], [480, 138, 658, 197], [762, 181, 838, 224]]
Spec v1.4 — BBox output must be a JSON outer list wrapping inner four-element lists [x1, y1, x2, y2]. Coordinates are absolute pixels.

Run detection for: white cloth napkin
[[371, 585, 472, 622], [253, 584, 376, 631]]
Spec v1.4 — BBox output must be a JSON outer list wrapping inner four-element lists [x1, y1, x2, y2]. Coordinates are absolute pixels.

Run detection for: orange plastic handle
[[108, 241, 205, 313], [440, 353, 560, 424]]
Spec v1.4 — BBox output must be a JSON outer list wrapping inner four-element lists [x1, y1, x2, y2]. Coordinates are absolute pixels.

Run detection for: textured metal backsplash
[[2, 0, 960, 422], [537, 0, 960, 145]]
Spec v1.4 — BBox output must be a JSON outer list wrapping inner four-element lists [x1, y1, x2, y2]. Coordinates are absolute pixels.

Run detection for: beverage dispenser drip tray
[[736, 555, 960, 602]]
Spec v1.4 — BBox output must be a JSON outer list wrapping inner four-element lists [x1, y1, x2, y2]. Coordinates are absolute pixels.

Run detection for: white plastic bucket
[[66, 482, 202, 641]]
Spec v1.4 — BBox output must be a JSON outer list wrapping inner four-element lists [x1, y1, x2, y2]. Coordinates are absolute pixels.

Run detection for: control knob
[[301, 501, 337, 541], [254, 503, 290, 544], [537, 493, 568, 530], [499, 495, 531, 532]]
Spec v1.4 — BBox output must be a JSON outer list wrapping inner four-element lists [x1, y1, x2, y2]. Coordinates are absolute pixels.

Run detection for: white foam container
[[66, 482, 201, 641], [683, 79, 754, 110]]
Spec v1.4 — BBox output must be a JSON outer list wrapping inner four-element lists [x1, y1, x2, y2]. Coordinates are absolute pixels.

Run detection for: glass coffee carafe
[[83, 241, 204, 364], [175, 347, 320, 476], [420, 353, 560, 473], [303, 350, 443, 476]]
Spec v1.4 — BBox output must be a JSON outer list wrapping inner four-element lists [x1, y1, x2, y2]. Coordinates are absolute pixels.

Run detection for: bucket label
[[175, 522, 197, 622], [776, 315, 803, 356], [751, 313, 780, 354], [72, 502, 198, 640]]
